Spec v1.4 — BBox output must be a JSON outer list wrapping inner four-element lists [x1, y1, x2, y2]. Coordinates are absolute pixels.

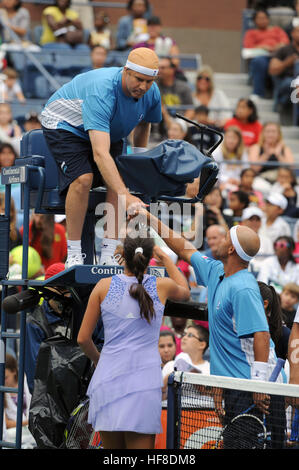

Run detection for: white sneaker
[[99, 253, 122, 266], [65, 253, 86, 268]]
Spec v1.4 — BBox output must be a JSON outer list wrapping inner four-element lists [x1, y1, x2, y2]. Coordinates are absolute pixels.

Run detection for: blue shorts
[[42, 127, 124, 195]]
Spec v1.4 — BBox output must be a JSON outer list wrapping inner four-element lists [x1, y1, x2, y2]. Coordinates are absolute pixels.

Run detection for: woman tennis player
[[77, 233, 190, 449]]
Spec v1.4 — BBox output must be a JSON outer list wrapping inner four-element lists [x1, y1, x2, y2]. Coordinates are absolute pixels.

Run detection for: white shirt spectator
[[259, 216, 291, 243], [162, 352, 210, 378], [257, 255, 299, 289], [294, 305, 299, 324]]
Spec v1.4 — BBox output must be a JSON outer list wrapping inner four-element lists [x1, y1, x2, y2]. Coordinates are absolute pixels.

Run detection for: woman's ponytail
[[124, 235, 155, 324]]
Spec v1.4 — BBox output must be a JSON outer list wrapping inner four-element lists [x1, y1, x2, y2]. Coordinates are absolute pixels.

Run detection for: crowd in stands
[[0, 0, 299, 447]]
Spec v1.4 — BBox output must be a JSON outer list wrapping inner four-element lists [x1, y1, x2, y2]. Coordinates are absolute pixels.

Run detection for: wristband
[[251, 361, 268, 381]]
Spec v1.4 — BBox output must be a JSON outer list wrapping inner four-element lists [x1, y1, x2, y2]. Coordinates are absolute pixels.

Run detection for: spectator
[[88, 10, 111, 50], [19, 212, 67, 271], [116, 0, 150, 51], [228, 190, 250, 219], [0, 67, 25, 102], [158, 56, 194, 118], [40, 0, 84, 47], [268, 24, 299, 111], [242, 8, 289, 99], [0, 142, 22, 227], [0, 0, 31, 43], [224, 98, 262, 147], [271, 166, 299, 217], [285, 0, 299, 39], [4, 354, 33, 446], [280, 282, 299, 329], [259, 192, 291, 242], [0, 102, 22, 140], [158, 329, 177, 367], [240, 205, 274, 271], [167, 316, 188, 355], [156, 56, 194, 137], [203, 186, 231, 231], [134, 16, 180, 68], [191, 65, 231, 128], [238, 167, 265, 207], [165, 116, 188, 141], [248, 121, 294, 180], [23, 111, 41, 132], [81, 44, 108, 73], [212, 126, 247, 192], [162, 323, 210, 396], [188, 105, 220, 152], [202, 224, 227, 260], [258, 281, 290, 361], [257, 235, 299, 289], [0, 141, 17, 172], [0, 192, 22, 250]]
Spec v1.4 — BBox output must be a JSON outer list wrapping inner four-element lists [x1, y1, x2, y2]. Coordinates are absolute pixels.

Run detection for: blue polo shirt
[[190, 252, 283, 380], [41, 67, 162, 142]]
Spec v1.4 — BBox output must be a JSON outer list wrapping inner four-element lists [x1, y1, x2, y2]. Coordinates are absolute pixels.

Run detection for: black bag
[[28, 335, 93, 449]]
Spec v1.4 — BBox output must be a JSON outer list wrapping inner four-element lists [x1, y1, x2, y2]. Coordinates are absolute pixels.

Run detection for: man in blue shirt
[[41, 47, 162, 267], [136, 210, 288, 446]]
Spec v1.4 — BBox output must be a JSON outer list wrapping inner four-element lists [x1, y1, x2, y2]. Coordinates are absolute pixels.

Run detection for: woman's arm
[[154, 246, 190, 303], [77, 278, 110, 366]]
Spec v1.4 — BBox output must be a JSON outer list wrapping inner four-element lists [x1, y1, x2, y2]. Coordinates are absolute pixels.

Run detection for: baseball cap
[[45, 262, 65, 280], [266, 193, 288, 211], [241, 206, 264, 221]]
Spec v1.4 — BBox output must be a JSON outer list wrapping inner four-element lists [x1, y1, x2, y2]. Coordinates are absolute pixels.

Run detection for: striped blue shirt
[[41, 67, 162, 142]]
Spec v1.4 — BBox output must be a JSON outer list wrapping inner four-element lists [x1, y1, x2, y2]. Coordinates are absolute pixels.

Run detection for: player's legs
[[124, 431, 156, 449], [99, 187, 126, 265], [66, 173, 93, 240], [100, 431, 126, 449]]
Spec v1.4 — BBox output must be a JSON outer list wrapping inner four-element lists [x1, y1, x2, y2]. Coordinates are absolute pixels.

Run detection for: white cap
[[241, 206, 264, 221], [266, 193, 288, 211]]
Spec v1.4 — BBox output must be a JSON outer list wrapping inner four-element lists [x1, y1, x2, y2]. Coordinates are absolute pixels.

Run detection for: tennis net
[[166, 371, 299, 450]]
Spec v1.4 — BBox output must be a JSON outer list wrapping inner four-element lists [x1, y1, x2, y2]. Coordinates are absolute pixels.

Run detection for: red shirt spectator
[[20, 214, 67, 270], [224, 117, 263, 147], [243, 25, 289, 50]]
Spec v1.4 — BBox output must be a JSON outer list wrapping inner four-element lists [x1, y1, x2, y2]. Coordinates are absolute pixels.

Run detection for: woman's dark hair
[[274, 236, 296, 264], [231, 190, 250, 208], [258, 281, 283, 346], [55, 0, 71, 8], [124, 234, 155, 324], [159, 329, 176, 344], [240, 167, 257, 179], [127, 0, 149, 11], [253, 7, 270, 22], [0, 142, 19, 160], [5, 354, 18, 380], [31, 214, 55, 260], [278, 167, 297, 188], [235, 98, 258, 123]]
